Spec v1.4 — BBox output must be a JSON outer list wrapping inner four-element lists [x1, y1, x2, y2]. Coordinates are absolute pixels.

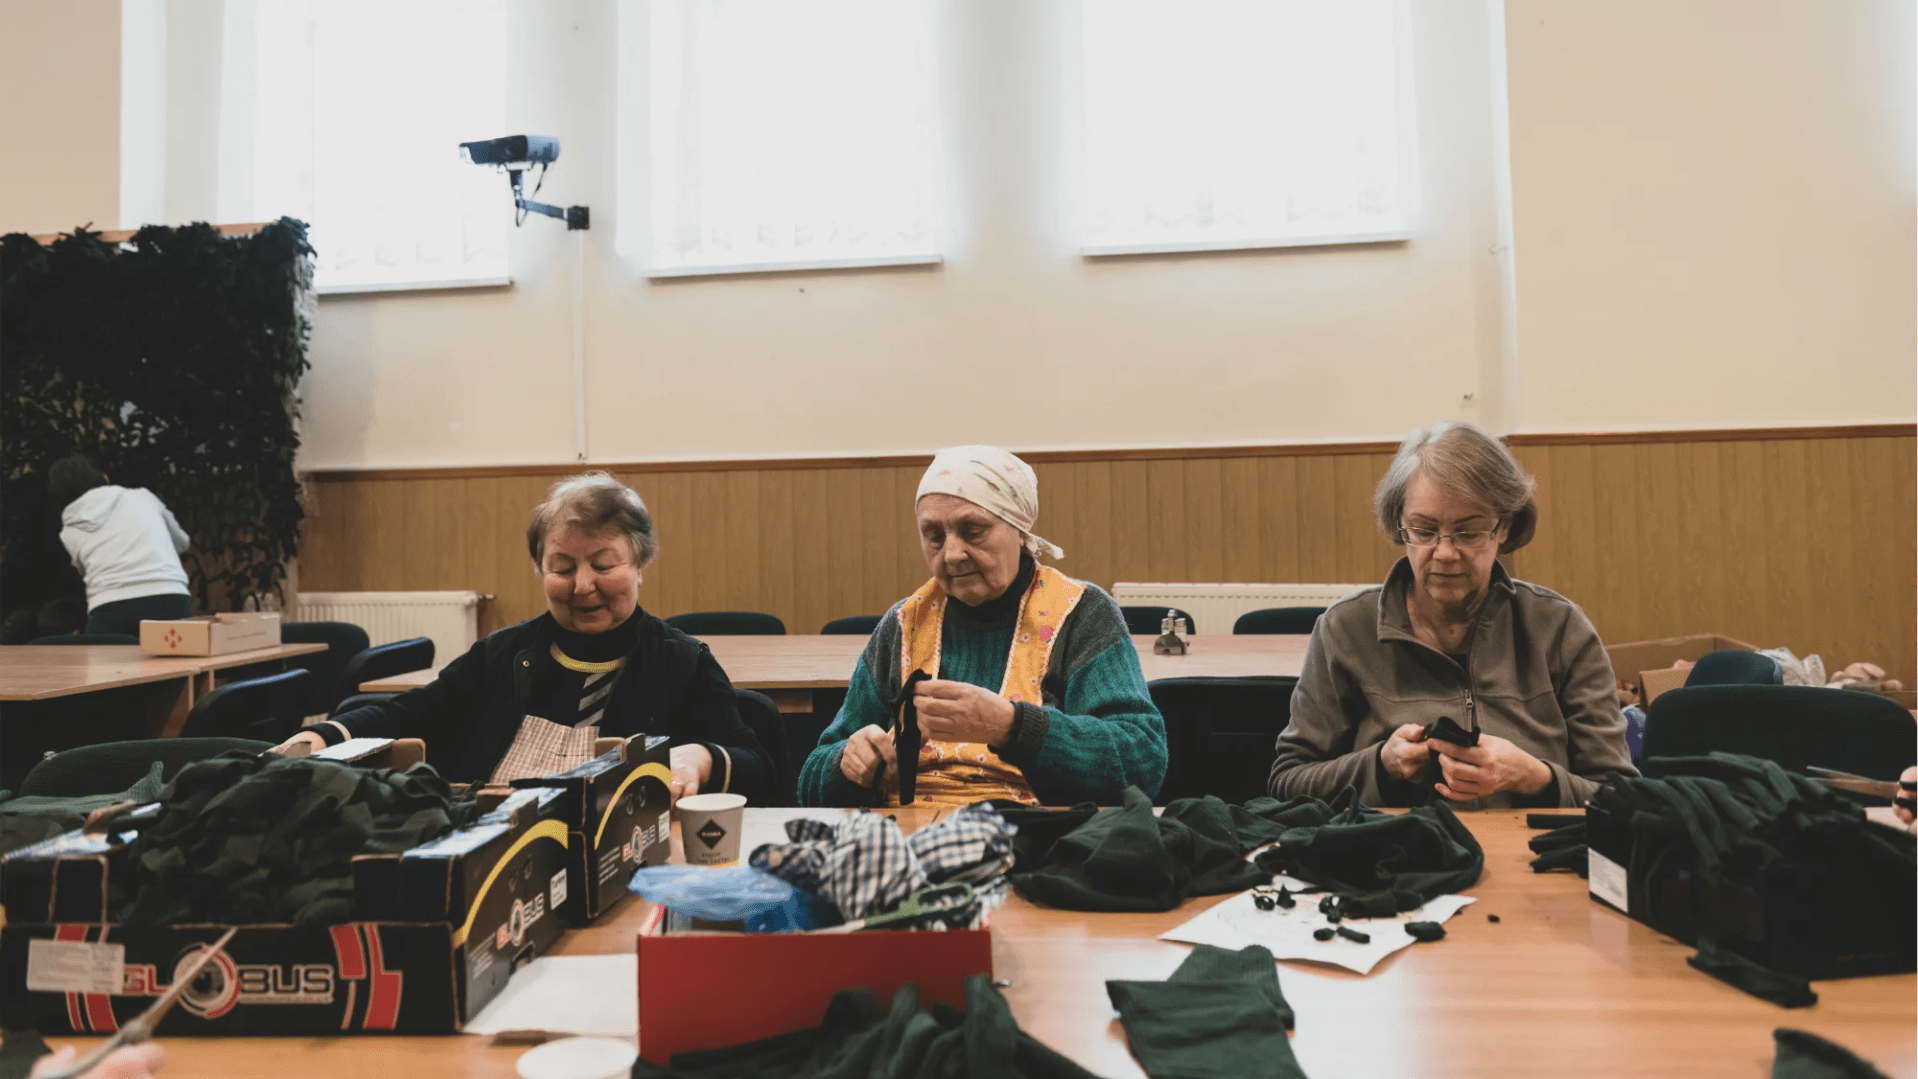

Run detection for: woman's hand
[[271, 731, 326, 757], [668, 743, 713, 804], [31, 1043, 163, 1079], [1379, 724, 1433, 784], [1895, 765, 1916, 826], [913, 679, 1016, 745], [1431, 734, 1552, 801], [837, 725, 897, 787]]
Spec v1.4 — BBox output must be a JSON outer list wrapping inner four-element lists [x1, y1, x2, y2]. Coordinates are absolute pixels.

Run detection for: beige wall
[[0, 1, 120, 236], [1504, 0, 1917, 432]]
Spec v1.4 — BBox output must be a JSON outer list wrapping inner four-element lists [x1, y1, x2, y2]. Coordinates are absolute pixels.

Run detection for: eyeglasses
[[1398, 525, 1499, 552]]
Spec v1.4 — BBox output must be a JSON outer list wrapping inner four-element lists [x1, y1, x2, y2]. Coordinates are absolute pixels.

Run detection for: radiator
[[1111, 582, 1372, 635], [294, 591, 484, 665]]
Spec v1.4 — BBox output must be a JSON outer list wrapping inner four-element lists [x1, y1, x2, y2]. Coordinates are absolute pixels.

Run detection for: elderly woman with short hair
[[798, 446, 1167, 807], [1269, 422, 1636, 808], [276, 472, 771, 803]]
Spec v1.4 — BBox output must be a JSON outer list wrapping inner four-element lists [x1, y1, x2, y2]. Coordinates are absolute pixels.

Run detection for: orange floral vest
[[887, 564, 1088, 806]]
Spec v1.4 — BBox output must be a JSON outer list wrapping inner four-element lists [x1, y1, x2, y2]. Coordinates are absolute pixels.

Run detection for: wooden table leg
[[143, 673, 201, 738]]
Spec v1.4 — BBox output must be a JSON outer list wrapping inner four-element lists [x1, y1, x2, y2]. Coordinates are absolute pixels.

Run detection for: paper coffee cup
[[677, 792, 747, 866], [516, 1036, 637, 1079]]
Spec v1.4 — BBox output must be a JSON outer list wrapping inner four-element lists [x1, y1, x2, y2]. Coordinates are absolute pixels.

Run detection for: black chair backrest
[[282, 621, 373, 713], [330, 692, 400, 719], [668, 611, 787, 636], [734, 688, 791, 806], [21, 737, 273, 798], [1684, 649, 1781, 688], [338, 637, 436, 696], [182, 669, 314, 743], [28, 633, 140, 645], [1233, 607, 1324, 635], [820, 615, 883, 636], [1147, 676, 1298, 805], [1641, 685, 1917, 782], [1120, 607, 1199, 636]]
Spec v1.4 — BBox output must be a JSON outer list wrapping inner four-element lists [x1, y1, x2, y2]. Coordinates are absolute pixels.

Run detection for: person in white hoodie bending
[[49, 455, 194, 636]]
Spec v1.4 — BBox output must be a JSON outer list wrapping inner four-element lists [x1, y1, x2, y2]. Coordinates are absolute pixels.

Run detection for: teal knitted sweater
[[797, 566, 1166, 806]]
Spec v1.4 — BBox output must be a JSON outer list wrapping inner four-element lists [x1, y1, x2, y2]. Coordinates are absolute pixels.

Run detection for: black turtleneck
[[530, 614, 642, 727], [944, 551, 1036, 632], [554, 615, 640, 663]]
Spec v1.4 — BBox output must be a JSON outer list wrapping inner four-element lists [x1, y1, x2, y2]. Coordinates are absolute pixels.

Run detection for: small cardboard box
[[139, 613, 282, 656], [0, 743, 570, 1034], [512, 734, 672, 925], [1585, 801, 1915, 979], [1605, 633, 1760, 706], [634, 911, 994, 1064]]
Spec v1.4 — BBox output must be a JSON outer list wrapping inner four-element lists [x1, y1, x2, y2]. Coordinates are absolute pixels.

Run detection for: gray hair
[[526, 472, 659, 568], [1374, 422, 1538, 554]]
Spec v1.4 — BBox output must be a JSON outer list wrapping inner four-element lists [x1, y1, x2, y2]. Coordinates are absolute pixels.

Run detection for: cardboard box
[[139, 613, 282, 656], [635, 916, 994, 1064], [1605, 634, 1760, 706], [512, 734, 672, 924], [1586, 802, 1914, 979], [0, 746, 570, 1034]]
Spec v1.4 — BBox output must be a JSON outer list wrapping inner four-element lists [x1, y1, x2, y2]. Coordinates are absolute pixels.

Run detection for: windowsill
[[1081, 231, 1410, 258], [643, 253, 943, 280], [315, 275, 513, 296]]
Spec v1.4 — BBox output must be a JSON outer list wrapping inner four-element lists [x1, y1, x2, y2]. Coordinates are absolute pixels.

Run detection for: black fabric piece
[[1525, 812, 1584, 830], [1771, 1029, 1892, 1079], [630, 974, 1107, 1079], [1688, 938, 1816, 1008], [0, 762, 167, 857], [1334, 926, 1369, 944], [0, 1026, 49, 1079], [1250, 789, 1484, 913], [1105, 944, 1304, 1079], [1312, 928, 1334, 942], [1404, 921, 1445, 942], [889, 669, 932, 805], [1000, 789, 1265, 912], [1486, 914, 1500, 923], [114, 752, 477, 927], [1422, 714, 1480, 748], [1527, 820, 1590, 876]]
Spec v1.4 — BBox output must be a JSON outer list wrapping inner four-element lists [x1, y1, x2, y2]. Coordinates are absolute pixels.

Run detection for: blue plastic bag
[[627, 865, 838, 932]]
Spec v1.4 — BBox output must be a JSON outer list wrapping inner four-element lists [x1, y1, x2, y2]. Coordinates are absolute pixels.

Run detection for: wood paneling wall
[[298, 430, 1917, 685]]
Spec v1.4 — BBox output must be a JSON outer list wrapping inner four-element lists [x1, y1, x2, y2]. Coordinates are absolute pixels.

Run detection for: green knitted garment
[[797, 579, 1166, 806]]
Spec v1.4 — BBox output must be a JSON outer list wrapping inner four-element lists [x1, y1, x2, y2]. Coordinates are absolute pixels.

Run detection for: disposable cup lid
[[516, 1037, 638, 1079]]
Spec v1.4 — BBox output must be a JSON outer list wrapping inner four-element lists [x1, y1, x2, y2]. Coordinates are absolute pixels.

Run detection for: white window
[[1078, 0, 1417, 255], [625, 0, 946, 277], [217, 0, 510, 293]]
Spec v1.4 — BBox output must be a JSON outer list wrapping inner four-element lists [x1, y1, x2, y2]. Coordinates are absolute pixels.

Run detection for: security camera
[[459, 134, 560, 170], [459, 134, 588, 230]]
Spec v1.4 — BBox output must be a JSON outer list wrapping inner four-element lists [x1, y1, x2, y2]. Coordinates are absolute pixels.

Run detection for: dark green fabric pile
[[114, 752, 477, 927], [1526, 819, 1589, 875], [630, 975, 1105, 1079], [1771, 1029, 1891, 1079], [1689, 938, 1815, 1008], [0, 763, 167, 857], [995, 787, 1481, 914], [1106, 944, 1304, 1079]]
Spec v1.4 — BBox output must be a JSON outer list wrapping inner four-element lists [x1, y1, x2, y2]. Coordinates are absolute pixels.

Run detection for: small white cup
[[676, 792, 747, 866], [516, 1036, 638, 1079]]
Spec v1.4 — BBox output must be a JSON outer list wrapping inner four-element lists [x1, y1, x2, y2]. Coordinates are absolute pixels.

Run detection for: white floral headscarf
[[916, 445, 1065, 560]]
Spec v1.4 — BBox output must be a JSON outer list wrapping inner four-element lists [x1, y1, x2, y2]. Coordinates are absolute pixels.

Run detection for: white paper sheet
[[463, 954, 637, 1037], [1160, 876, 1476, 975], [738, 808, 846, 859]]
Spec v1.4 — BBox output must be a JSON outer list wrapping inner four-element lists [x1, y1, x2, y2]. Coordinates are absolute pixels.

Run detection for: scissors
[[1807, 767, 1917, 810], [814, 882, 978, 933], [37, 927, 239, 1079]]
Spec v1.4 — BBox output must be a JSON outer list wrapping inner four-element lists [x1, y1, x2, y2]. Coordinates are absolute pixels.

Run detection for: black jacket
[[319, 609, 772, 799]]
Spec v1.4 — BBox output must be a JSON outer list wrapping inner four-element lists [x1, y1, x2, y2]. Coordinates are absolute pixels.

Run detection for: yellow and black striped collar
[[549, 643, 625, 674]]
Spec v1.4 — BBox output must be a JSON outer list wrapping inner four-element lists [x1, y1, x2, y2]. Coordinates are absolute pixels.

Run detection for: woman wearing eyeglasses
[[1269, 422, 1637, 808]]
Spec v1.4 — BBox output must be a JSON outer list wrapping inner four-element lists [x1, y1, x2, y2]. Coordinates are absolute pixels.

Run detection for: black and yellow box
[[515, 734, 673, 924]]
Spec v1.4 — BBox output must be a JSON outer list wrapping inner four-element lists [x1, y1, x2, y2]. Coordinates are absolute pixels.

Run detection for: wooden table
[[362, 634, 1311, 714], [68, 809, 1915, 1079], [0, 643, 327, 737]]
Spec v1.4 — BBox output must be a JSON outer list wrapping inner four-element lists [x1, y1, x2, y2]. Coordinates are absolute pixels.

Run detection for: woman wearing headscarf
[[1269, 422, 1636, 809], [798, 446, 1166, 807], [275, 472, 771, 803]]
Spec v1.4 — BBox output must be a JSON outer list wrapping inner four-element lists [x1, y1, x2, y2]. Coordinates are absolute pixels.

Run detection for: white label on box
[[551, 867, 569, 909], [27, 940, 125, 995], [1589, 850, 1628, 911]]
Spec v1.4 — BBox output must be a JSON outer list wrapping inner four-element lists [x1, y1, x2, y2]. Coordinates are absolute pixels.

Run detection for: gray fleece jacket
[[1269, 558, 1637, 809]]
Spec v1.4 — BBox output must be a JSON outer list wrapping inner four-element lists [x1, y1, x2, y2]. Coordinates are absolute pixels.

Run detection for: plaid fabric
[[488, 714, 600, 784], [750, 804, 1017, 924]]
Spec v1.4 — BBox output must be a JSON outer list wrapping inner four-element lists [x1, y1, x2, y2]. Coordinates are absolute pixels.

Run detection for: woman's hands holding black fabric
[[1431, 734, 1552, 800]]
